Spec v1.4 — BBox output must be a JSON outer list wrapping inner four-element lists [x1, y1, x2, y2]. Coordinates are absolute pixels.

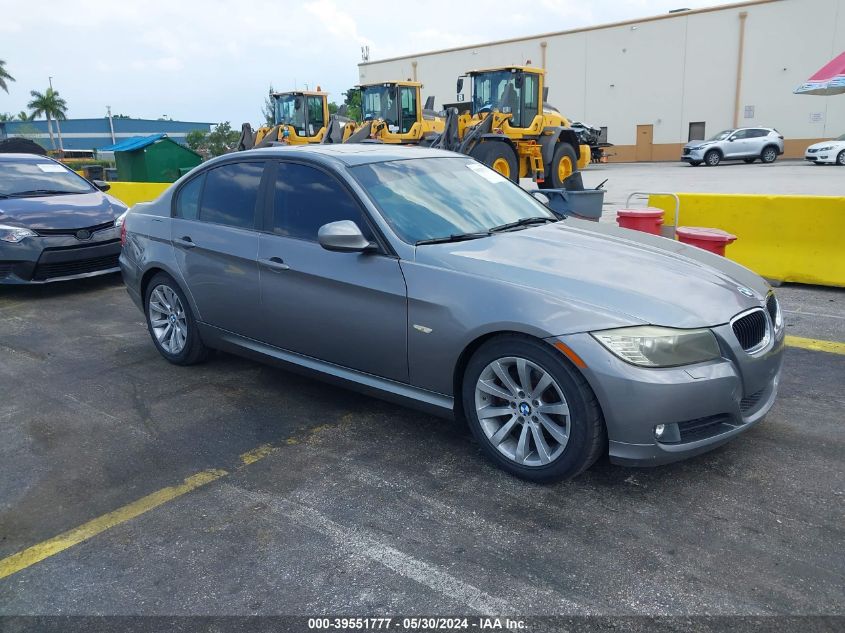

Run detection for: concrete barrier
[[649, 193, 845, 288], [107, 182, 170, 208]]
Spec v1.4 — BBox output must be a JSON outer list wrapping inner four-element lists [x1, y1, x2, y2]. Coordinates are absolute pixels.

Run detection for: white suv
[[682, 127, 785, 167]]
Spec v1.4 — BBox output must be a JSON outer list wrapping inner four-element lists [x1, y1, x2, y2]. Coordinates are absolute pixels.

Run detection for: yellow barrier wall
[[107, 182, 170, 208], [649, 193, 845, 288]]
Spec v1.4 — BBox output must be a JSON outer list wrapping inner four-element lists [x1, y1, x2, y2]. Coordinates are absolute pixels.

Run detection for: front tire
[[469, 141, 519, 183], [837, 150, 845, 166], [539, 142, 579, 189], [704, 150, 721, 167], [144, 272, 209, 366], [462, 335, 605, 483], [761, 146, 778, 163]]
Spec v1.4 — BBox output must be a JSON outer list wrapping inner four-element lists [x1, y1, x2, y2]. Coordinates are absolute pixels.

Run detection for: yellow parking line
[[240, 443, 275, 465], [0, 469, 227, 580], [785, 335, 845, 356]]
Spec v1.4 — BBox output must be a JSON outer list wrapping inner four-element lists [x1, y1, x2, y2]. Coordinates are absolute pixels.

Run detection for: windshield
[[351, 157, 556, 245], [708, 130, 734, 141], [361, 86, 399, 127], [472, 71, 531, 127], [836, 134, 845, 141], [0, 160, 94, 197], [273, 94, 306, 129]]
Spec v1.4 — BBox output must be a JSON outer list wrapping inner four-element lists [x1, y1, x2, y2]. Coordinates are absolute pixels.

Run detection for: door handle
[[259, 257, 290, 272], [175, 236, 196, 249]]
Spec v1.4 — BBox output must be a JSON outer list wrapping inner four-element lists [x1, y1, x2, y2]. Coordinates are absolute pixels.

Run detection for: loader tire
[[470, 142, 519, 183], [540, 142, 579, 189]]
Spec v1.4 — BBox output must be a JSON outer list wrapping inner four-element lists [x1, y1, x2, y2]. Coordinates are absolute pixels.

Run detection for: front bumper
[[681, 148, 707, 162], [556, 322, 785, 467], [0, 229, 121, 284], [805, 151, 834, 164]]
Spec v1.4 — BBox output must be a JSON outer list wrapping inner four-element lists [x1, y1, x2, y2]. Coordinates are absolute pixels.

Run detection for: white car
[[805, 134, 845, 165]]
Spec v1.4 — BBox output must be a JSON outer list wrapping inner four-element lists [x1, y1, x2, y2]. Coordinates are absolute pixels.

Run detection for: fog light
[[654, 424, 666, 439]]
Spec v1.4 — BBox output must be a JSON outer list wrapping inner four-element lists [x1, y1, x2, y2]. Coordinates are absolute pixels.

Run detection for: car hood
[[414, 220, 770, 329], [0, 191, 126, 230], [684, 139, 715, 148], [807, 140, 845, 150]]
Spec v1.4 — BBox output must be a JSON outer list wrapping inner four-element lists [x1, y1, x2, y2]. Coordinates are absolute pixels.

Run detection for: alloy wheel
[[474, 356, 570, 467], [762, 148, 777, 162], [148, 283, 188, 355]]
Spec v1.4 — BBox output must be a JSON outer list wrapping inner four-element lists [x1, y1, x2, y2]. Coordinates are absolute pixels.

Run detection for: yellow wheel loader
[[239, 89, 336, 149], [430, 66, 590, 187], [325, 81, 444, 145]]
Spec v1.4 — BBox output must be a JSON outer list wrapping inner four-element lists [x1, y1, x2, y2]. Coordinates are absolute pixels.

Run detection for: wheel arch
[[451, 329, 593, 421], [140, 264, 199, 320]]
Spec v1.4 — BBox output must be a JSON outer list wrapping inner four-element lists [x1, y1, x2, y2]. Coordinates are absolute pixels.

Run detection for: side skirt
[[198, 323, 456, 420]]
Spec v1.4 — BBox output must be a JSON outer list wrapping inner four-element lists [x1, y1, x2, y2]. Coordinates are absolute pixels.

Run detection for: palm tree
[[17, 111, 31, 121], [27, 87, 68, 151], [0, 60, 14, 93]]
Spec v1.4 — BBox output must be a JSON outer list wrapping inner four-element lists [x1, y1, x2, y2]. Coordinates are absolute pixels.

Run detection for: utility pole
[[106, 105, 116, 143]]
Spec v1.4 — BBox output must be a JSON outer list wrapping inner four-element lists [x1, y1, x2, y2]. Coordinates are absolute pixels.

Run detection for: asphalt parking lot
[[1, 271, 843, 619], [530, 159, 845, 222]]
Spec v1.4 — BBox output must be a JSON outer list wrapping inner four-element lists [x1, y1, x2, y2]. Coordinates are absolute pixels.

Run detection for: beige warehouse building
[[358, 0, 845, 161]]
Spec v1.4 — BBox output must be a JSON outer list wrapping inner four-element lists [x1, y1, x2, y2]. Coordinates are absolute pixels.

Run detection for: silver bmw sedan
[[119, 145, 784, 482]]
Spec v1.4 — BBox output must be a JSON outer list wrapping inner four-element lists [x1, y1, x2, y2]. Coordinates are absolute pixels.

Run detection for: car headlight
[[817, 145, 833, 151], [592, 325, 721, 367], [0, 224, 37, 243], [689, 146, 704, 151]]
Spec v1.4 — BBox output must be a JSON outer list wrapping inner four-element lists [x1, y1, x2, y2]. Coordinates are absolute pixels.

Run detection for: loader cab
[[272, 90, 329, 140], [360, 82, 420, 135], [465, 67, 542, 131]]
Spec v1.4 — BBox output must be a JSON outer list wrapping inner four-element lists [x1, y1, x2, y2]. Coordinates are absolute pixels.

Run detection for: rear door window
[[199, 162, 265, 229]]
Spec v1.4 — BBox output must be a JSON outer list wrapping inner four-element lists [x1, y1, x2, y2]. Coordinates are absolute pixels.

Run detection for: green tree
[[261, 85, 275, 126], [0, 59, 14, 94], [17, 110, 32, 121], [186, 123, 239, 158], [343, 88, 362, 122], [27, 87, 68, 151], [0, 112, 12, 121], [328, 101, 339, 115]]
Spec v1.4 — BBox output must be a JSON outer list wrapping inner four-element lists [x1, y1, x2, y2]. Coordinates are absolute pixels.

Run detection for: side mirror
[[728, 136, 736, 142], [456, 77, 464, 94], [317, 220, 374, 253], [93, 180, 111, 192]]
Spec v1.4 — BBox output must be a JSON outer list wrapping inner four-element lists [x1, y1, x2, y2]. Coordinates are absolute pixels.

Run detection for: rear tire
[[462, 335, 605, 483], [539, 143, 579, 189], [469, 142, 518, 183], [761, 146, 778, 163], [144, 272, 209, 366], [704, 150, 721, 167]]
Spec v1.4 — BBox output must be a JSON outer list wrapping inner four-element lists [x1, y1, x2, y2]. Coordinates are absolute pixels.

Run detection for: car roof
[[0, 153, 60, 163], [231, 144, 461, 167]]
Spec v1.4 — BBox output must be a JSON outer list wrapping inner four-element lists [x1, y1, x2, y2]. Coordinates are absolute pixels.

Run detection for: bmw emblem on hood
[[737, 286, 754, 298]]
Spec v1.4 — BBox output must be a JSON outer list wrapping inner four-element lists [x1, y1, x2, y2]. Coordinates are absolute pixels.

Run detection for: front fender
[[400, 260, 638, 395]]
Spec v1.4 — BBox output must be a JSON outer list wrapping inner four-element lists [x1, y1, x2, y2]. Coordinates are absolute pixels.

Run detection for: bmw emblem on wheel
[[519, 402, 531, 416]]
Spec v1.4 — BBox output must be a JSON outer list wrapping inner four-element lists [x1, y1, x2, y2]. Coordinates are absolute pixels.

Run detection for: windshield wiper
[[6, 189, 82, 198], [489, 216, 557, 233], [415, 231, 491, 246]]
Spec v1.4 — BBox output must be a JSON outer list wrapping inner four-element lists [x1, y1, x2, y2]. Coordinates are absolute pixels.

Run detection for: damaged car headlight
[[592, 326, 721, 367]]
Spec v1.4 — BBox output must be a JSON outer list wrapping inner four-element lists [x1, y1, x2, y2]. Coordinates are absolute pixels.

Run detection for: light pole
[[106, 105, 115, 143]]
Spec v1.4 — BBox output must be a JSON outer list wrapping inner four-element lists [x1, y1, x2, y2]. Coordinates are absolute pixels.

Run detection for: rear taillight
[[120, 221, 127, 246]]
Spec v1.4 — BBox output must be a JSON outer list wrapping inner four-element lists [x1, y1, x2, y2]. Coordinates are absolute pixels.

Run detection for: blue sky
[[1, 0, 733, 125]]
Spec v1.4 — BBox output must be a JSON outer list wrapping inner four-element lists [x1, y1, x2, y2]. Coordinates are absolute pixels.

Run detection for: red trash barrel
[[675, 226, 737, 256], [616, 208, 665, 235]]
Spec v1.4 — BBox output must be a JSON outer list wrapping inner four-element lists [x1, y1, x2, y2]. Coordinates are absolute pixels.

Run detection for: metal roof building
[[0, 117, 213, 152]]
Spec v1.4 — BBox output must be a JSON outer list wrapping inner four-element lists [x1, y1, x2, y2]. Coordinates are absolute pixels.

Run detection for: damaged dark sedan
[[0, 153, 127, 284]]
